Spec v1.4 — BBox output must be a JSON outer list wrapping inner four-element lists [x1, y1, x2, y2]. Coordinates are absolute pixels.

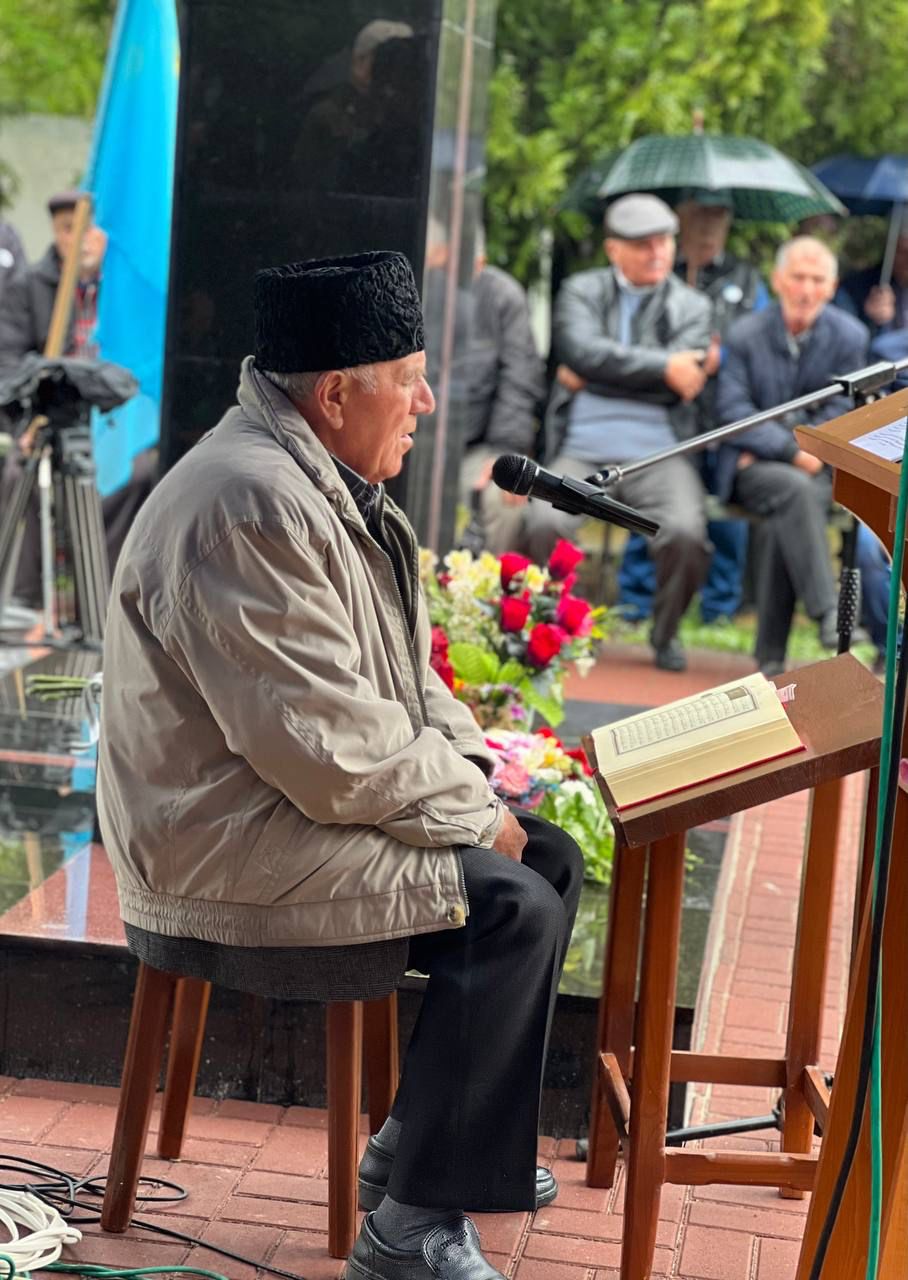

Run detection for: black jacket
[[543, 266, 712, 461]]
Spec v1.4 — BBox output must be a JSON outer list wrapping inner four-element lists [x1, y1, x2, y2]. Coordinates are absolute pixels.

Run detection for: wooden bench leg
[[621, 833, 685, 1280], [101, 963, 176, 1233], [587, 837, 646, 1188], [327, 1001, 363, 1259], [158, 977, 211, 1159], [781, 777, 843, 1198], [363, 992, 399, 1135]]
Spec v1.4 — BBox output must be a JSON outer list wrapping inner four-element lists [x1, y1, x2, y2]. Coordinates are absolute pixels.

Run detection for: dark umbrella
[[562, 134, 845, 224], [811, 154, 908, 285]]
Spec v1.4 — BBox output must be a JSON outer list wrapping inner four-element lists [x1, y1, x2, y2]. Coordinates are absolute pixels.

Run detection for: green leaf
[[498, 659, 528, 684], [520, 679, 565, 726], [448, 643, 500, 685]]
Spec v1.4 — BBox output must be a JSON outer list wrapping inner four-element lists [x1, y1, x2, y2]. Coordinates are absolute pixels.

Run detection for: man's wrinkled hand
[[492, 808, 528, 862], [557, 364, 587, 394], [664, 351, 708, 402]]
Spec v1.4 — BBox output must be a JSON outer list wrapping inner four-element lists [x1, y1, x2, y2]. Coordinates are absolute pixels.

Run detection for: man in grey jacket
[[99, 252, 583, 1280], [526, 194, 716, 671]]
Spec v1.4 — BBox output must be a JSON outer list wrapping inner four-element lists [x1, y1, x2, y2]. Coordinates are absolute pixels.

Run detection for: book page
[[591, 673, 785, 778], [851, 417, 906, 463]]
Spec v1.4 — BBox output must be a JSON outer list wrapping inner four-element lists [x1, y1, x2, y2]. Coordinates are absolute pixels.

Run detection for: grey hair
[[262, 365, 380, 400], [775, 236, 838, 279]]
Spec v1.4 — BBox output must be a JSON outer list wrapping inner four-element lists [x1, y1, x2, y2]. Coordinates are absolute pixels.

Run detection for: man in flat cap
[[526, 192, 715, 671], [99, 251, 583, 1280]]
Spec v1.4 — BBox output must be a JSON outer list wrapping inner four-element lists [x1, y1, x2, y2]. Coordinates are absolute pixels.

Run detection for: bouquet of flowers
[[421, 540, 605, 729], [484, 726, 615, 885]]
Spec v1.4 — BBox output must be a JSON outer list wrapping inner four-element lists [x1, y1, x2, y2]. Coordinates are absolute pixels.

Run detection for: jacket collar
[[235, 356, 365, 528]]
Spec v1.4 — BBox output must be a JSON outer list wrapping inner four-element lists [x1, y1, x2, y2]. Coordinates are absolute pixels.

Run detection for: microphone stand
[[585, 357, 908, 658], [575, 356, 908, 1159]]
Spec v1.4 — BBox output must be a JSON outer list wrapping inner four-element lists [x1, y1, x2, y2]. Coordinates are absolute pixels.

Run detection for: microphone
[[492, 454, 659, 537]]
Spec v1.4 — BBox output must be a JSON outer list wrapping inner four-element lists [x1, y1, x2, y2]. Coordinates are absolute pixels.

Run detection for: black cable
[[0, 1154, 313, 1280], [807, 624, 908, 1279]]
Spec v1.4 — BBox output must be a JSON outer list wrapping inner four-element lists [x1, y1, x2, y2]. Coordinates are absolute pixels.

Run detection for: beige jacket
[[98, 358, 505, 947]]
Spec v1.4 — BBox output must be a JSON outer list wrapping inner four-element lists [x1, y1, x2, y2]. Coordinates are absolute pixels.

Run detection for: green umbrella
[[562, 134, 846, 224]]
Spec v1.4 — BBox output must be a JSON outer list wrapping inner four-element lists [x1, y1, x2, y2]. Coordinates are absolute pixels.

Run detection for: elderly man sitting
[[715, 236, 873, 674], [525, 193, 715, 672], [98, 252, 583, 1280]]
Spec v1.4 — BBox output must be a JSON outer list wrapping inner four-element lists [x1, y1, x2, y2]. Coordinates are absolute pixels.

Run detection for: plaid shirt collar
[[332, 457, 383, 523]]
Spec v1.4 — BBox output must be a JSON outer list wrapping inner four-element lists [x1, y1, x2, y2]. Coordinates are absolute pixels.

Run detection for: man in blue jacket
[[716, 236, 869, 674]]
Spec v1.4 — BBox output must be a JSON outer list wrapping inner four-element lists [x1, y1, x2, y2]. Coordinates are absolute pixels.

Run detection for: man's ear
[[315, 371, 348, 430]]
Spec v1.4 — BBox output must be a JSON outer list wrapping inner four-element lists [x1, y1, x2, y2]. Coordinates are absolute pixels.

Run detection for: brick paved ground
[[2, 646, 868, 1278]]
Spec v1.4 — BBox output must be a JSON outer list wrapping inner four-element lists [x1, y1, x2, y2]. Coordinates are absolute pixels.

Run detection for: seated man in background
[[98, 252, 584, 1280], [716, 235, 877, 674], [526, 192, 715, 671], [618, 188, 768, 627], [460, 227, 546, 554], [0, 189, 155, 604]]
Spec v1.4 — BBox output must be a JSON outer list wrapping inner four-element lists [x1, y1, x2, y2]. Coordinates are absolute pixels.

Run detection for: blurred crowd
[[0, 179, 902, 676], [463, 191, 907, 675]]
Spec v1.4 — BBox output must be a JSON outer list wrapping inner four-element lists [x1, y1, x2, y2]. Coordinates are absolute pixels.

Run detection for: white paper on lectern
[[851, 416, 907, 463]]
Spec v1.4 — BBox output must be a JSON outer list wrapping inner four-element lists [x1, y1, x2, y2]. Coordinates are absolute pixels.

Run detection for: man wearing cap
[[526, 192, 715, 671], [617, 189, 768, 628], [98, 251, 584, 1280]]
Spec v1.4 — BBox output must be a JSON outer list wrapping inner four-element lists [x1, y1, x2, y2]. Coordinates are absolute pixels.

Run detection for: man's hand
[[736, 450, 756, 472], [492, 808, 528, 862], [664, 351, 708, 402], [864, 285, 896, 329], [793, 449, 824, 476], [557, 363, 587, 394]]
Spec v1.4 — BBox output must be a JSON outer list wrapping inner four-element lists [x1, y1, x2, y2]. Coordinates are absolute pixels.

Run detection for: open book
[[588, 673, 805, 811]]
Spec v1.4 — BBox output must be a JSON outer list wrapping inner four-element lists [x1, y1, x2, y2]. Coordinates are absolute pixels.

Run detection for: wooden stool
[[583, 655, 883, 1280], [100, 962, 399, 1259]]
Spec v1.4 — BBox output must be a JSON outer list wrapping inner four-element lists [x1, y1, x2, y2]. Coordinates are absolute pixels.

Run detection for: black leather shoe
[[653, 637, 687, 672], [345, 1213, 505, 1279], [818, 608, 839, 650], [358, 1134, 558, 1211]]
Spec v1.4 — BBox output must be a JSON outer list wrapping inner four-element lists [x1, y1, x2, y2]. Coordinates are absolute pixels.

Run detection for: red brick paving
[[3, 646, 869, 1277]]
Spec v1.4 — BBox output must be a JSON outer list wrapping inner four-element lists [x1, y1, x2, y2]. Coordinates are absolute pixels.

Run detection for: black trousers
[[385, 813, 585, 1212], [732, 462, 837, 664]]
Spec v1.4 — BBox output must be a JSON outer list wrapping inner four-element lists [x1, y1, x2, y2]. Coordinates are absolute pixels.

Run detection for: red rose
[[526, 622, 567, 668], [535, 726, 558, 740], [436, 658, 455, 690], [565, 745, 594, 776], [556, 593, 593, 636], [500, 552, 532, 589], [548, 539, 584, 581], [500, 594, 532, 632], [431, 626, 449, 657]]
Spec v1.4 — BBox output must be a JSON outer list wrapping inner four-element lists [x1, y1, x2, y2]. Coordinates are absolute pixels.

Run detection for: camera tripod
[[0, 412, 110, 649]]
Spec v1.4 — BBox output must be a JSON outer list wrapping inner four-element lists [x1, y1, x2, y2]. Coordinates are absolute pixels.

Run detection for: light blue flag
[[83, 0, 179, 496]]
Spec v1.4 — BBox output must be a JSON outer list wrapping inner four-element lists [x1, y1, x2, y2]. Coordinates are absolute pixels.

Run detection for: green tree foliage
[[487, 0, 908, 281], [0, 0, 113, 118]]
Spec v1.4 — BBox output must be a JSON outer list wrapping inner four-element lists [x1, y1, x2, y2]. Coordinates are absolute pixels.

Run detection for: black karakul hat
[[254, 250, 425, 374]]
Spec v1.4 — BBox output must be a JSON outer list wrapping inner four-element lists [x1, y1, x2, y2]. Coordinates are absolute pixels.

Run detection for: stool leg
[[363, 993, 399, 1135], [158, 977, 211, 1159], [327, 1000, 363, 1259], [587, 837, 646, 1188], [781, 777, 843, 1198], [101, 963, 175, 1233], [852, 766, 879, 974], [621, 833, 685, 1280]]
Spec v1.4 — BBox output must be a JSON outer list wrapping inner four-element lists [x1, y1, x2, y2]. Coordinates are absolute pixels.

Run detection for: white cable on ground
[[0, 1188, 81, 1273]]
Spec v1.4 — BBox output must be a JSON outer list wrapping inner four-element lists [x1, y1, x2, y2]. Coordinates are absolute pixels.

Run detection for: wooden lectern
[[584, 656, 883, 1280], [793, 387, 908, 1278]]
